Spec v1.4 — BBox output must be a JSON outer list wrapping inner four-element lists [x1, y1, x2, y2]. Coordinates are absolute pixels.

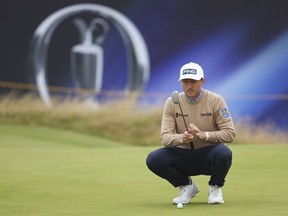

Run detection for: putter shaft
[[178, 102, 188, 132]]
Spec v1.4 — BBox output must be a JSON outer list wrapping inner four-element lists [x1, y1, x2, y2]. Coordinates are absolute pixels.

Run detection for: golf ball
[[177, 203, 183, 209]]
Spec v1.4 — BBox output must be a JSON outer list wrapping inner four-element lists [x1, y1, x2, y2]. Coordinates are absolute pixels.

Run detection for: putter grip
[[190, 141, 194, 150]]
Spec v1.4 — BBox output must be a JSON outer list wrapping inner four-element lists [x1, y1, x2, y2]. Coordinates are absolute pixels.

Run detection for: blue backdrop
[[1, 0, 288, 127]]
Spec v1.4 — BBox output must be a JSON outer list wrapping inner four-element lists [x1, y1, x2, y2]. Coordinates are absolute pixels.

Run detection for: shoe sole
[[172, 189, 200, 205], [208, 200, 224, 204]]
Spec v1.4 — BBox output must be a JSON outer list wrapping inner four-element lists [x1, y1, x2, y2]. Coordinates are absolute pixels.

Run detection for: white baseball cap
[[178, 62, 204, 81]]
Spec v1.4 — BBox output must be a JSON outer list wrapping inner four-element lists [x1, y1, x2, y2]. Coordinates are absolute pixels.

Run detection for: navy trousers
[[146, 144, 232, 187]]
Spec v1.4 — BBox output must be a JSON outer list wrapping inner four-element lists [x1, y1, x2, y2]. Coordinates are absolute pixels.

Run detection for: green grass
[[1, 124, 288, 216]]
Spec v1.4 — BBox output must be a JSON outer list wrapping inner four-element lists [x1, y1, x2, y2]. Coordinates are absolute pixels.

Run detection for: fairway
[[1, 124, 288, 216]]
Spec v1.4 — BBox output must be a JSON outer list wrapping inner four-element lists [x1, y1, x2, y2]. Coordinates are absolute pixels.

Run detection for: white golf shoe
[[208, 185, 224, 204], [172, 180, 199, 204]]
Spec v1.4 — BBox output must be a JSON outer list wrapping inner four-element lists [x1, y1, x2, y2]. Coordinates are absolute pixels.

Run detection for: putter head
[[171, 91, 179, 104]]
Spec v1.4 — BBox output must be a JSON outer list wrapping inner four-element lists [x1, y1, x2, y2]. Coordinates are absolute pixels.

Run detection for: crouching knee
[[146, 148, 168, 172], [212, 144, 232, 164], [146, 151, 156, 171], [218, 146, 233, 168]]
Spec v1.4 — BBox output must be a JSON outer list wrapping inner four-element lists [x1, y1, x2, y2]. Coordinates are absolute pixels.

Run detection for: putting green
[[0, 124, 288, 216]]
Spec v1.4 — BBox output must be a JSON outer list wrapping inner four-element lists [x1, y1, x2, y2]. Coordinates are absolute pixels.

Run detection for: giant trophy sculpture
[[28, 4, 150, 108]]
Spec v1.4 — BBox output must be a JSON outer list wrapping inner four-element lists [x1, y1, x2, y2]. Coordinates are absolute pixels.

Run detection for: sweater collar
[[184, 88, 204, 103]]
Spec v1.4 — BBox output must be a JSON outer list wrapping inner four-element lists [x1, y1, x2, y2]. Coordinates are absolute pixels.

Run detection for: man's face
[[181, 79, 204, 99]]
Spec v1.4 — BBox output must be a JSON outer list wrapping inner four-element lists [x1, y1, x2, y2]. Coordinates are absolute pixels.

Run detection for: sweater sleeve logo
[[220, 108, 230, 118]]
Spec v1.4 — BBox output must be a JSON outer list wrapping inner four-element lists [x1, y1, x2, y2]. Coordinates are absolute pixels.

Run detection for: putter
[[171, 91, 194, 149], [171, 91, 189, 132]]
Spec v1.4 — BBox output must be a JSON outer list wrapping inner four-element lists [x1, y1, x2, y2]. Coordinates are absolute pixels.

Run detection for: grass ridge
[[0, 93, 287, 145]]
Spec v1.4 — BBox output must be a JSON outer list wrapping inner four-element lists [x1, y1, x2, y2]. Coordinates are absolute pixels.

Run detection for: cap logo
[[183, 69, 196, 75]]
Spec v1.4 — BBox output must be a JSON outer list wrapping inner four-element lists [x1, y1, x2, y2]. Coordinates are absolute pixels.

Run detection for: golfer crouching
[[146, 62, 236, 205]]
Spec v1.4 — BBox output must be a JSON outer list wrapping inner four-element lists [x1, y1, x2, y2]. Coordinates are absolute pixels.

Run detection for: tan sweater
[[160, 89, 236, 149]]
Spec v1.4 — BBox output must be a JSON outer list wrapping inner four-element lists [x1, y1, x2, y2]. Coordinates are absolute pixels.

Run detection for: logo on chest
[[200, 112, 212, 117], [176, 112, 188, 118]]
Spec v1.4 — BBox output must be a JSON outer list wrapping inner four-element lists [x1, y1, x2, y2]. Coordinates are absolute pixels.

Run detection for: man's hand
[[188, 124, 200, 135], [181, 131, 194, 143], [188, 124, 207, 140], [195, 131, 207, 140]]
